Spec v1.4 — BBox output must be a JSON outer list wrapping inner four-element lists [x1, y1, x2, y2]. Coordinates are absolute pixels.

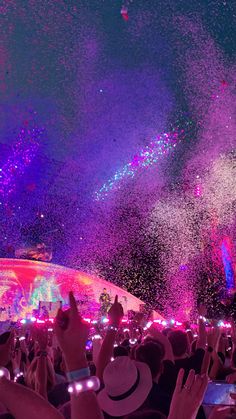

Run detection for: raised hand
[[207, 327, 220, 350], [197, 318, 207, 350], [55, 291, 89, 371], [168, 369, 208, 419], [108, 295, 124, 327]]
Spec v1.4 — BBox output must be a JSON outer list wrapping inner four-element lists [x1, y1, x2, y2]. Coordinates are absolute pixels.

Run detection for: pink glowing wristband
[[0, 367, 10, 380], [68, 376, 100, 395], [107, 325, 118, 332]]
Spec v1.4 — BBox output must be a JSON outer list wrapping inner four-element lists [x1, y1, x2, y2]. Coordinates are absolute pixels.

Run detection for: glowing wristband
[[129, 338, 137, 345], [66, 367, 90, 382], [0, 367, 10, 380], [14, 372, 24, 382], [92, 334, 102, 340], [107, 325, 118, 332], [68, 376, 100, 394]]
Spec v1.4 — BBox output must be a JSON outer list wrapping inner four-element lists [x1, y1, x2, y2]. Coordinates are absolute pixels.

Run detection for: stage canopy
[[0, 258, 164, 320]]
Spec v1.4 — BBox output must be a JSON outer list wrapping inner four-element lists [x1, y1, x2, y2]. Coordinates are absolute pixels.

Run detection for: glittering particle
[[1, 1, 236, 318], [121, 5, 129, 21], [0, 124, 43, 197], [94, 128, 181, 201]]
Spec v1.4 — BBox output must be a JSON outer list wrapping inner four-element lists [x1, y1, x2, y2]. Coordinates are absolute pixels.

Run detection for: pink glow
[[0, 258, 164, 321], [194, 185, 202, 197]]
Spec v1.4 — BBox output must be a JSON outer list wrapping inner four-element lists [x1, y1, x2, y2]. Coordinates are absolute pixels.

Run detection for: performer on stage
[[99, 288, 111, 316]]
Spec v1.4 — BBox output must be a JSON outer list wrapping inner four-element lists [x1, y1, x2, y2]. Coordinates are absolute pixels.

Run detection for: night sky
[[1, 0, 236, 316]]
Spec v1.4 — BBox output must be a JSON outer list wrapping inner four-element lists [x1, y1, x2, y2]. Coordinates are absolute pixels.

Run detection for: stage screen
[[0, 258, 163, 321]]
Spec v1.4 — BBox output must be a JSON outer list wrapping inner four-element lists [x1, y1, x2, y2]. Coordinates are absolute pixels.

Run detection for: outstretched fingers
[[175, 368, 185, 394], [194, 374, 208, 398], [184, 369, 195, 391], [54, 313, 63, 341], [200, 374, 208, 397], [69, 291, 83, 322], [69, 291, 78, 314]]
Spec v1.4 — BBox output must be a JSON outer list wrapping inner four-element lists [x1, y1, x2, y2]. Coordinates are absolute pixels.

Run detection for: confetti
[[0, 1, 235, 320], [0, 124, 43, 197], [94, 128, 181, 201]]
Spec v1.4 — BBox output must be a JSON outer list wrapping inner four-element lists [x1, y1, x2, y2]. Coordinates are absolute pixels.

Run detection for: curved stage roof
[[0, 259, 164, 320]]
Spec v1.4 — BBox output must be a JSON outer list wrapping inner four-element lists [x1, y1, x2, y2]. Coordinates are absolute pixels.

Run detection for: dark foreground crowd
[[1, 293, 236, 419]]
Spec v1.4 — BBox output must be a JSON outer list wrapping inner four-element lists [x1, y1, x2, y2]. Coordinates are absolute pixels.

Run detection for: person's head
[[113, 345, 129, 358], [97, 356, 152, 417], [162, 328, 172, 337], [103, 288, 107, 293], [168, 330, 189, 358], [121, 338, 130, 348], [135, 341, 164, 379], [26, 356, 55, 392], [143, 336, 165, 359], [124, 331, 130, 340], [121, 339, 131, 354], [124, 410, 166, 419]]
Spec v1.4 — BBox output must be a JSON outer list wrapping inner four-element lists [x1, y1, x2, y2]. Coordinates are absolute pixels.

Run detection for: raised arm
[[168, 369, 208, 419], [55, 291, 104, 419], [196, 318, 207, 350], [0, 377, 63, 419], [34, 328, 49, 398], [200, 327, 220, 376], [96, 295, 124, 381]]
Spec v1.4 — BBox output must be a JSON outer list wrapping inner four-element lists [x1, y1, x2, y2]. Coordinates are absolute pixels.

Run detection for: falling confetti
[[0, 123, 43, 197], [121, 5, 129, 21], [94, 128, 182, 201], [1, 1, 236, 319]]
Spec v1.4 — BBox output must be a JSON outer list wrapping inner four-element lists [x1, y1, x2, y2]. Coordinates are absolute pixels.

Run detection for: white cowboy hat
[[97, 356, 152, 417]]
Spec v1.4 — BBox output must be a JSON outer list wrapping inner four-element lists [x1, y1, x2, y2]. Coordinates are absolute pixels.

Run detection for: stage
[[0, 258, 164, 321]]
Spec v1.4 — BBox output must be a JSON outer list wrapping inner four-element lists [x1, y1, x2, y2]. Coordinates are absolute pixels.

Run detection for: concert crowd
[[1, 292, 236, 419]]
